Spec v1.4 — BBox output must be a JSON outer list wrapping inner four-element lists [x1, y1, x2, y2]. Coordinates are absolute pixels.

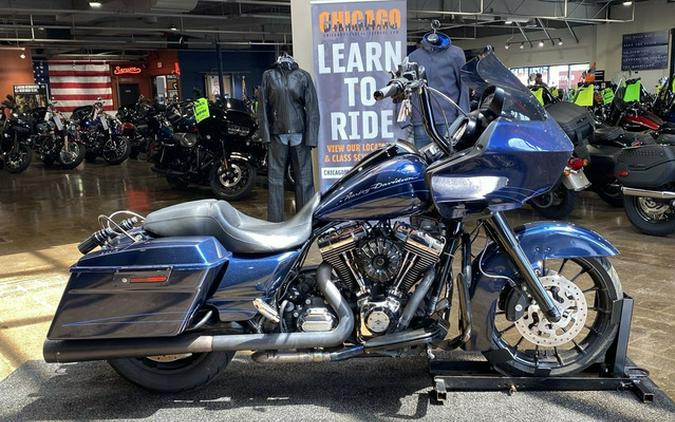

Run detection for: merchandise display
[[0, 1, 674, 420], [259, 52, 319, 222]]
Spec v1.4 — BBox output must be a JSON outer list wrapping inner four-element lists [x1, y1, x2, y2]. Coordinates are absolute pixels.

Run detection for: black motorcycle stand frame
[[429, 294, 657, 403]]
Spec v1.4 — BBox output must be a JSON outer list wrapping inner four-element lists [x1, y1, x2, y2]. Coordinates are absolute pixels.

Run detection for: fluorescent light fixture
[[89, 1, 102, 8], [504, 20, 513, 25], [622, 1, 632, 6]]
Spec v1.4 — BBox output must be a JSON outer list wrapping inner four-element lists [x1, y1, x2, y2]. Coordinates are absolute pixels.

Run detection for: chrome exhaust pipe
[[622, 187, 675, 200], [44, 263, 354, 363]]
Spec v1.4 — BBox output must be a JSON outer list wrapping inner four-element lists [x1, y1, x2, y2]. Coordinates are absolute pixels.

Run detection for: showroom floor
[[0, 159, 674, 420]]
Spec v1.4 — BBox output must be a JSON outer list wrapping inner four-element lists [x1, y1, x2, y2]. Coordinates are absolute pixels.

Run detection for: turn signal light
[[567, 157, 585, 171]]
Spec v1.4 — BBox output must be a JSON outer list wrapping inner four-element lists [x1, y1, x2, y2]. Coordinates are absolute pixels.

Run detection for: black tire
[[4, 144, 32, 174], [59, 142, 86, 169], [623, 196, 675, 236], [85, 151, 98, 163], [108, 351, 235, 393], [530, 185, 577, 219], [41, 155, 56, 166], [103, 136, 131, 165], [209, 159, 256, 201], [487, 257, 622, 377], [594, 182, 624, 208]]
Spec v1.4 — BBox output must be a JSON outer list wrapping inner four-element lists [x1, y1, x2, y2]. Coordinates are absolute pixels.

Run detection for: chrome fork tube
[[485, 212, 562, 322]]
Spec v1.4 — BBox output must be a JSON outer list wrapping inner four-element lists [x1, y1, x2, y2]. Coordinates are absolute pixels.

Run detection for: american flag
[[33, 60, 49, 94], [48, 62, 114, 112]]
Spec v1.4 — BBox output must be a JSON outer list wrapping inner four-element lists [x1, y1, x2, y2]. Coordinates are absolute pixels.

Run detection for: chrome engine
[[317, 221, 445, 338]]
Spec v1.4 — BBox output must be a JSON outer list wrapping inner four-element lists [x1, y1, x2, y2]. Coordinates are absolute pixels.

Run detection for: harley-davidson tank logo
[[339, 176, 417, 204]]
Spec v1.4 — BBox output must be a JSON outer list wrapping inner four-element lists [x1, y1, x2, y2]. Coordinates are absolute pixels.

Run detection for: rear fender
[[466, 222, 618, 351]]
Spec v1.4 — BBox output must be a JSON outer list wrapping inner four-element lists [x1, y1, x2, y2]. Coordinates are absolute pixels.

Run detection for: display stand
[[429, 295, 657, 403]]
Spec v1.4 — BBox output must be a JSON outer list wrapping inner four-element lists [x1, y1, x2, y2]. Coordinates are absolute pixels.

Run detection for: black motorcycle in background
[[150, 96, 263, 200], [77, 100, 131, 165], [0, 95, 33, 174], [30, 101, 86, 169], [116, 95, 155, 159]]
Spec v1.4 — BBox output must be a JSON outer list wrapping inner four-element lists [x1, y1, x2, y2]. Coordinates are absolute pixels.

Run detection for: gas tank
[[314, 142, 430, 221]]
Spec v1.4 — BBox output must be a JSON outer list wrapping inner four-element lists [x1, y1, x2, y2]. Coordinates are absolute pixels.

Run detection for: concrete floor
[[0, 159, 674, 419]]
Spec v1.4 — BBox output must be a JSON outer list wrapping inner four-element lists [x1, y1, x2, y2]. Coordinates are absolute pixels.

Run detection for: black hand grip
[[374, 80, 405, 101], [77, 233, 100, 255], [77, 227, 115, 254]]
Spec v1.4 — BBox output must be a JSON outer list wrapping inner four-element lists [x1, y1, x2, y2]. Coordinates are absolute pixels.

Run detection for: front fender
[[466, 221, 618, 351]]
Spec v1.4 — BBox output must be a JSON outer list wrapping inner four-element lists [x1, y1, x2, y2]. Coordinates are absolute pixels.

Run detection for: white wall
[[454, 0, 675, 89]]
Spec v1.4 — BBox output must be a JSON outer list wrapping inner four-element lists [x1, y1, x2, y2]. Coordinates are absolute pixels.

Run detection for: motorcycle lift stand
[[429, 295, 657, 404]]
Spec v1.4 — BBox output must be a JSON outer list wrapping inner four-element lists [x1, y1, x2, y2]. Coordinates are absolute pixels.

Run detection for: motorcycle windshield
[[461, 51, 547, 121]]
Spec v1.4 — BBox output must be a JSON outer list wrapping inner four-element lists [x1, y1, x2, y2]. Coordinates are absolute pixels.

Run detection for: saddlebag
[[546, 102, 594, 157], [617, 144, 675, 188], [47, 236, 229, 340]]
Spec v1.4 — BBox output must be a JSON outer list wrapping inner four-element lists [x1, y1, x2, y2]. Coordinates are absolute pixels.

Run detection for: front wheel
[[4, 144, 32, 174], [102, 136, 130, 165], [59, 142, 86, 169], [623, 196, 675, 236], [487, 257, 622, 376], [108, 351, 234, 393], [209, 159, 256, 201], [530, 184, 577, 219]]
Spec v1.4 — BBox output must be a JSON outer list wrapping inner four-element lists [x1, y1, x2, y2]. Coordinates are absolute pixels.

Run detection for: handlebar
[[374, 79, 406, 101]]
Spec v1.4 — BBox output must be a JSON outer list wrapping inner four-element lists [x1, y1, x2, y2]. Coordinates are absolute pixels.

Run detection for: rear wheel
[[487, 257, 622, 376], [623, 196, 675, 236], [59, 142, 85, 169], [108, 351, 235, 393], [530, 184, 577, 219]]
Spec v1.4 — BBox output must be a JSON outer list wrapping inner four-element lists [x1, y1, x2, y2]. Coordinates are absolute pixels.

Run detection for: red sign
[[113, 65, 142, 75]]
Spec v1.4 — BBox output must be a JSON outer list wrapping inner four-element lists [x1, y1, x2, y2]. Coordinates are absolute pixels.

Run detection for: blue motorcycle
[[44, 49, 623, 392]]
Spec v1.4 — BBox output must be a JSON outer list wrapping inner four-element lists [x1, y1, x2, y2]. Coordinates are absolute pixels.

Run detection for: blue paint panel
[[314, 151, 430, 221], [48, 236, 229, 340], [466, 222, 618, 351], [429, 117, 573, 217], [207, 250, 300, 321]]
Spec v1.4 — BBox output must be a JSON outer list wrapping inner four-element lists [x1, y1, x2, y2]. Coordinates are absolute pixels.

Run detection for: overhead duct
[[152, 0, 199, 13]]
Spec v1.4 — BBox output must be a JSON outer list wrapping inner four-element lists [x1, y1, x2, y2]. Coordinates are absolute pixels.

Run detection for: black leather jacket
[[259, 62, 320, 147]]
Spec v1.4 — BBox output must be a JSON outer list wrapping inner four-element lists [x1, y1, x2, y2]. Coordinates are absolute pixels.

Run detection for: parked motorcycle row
[[526, 75, 675, 236]]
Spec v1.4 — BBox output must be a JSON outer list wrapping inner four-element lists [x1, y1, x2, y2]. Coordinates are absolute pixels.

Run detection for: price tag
[[44, 111, 52, 122], [100, 115, 109, 130], [193, 98, 210, 123], [397, 98, 411, 123], [602, 88, 615, 105]]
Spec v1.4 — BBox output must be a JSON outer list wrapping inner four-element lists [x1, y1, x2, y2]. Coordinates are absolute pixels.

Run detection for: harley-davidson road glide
[[43, 49, 623, 393]]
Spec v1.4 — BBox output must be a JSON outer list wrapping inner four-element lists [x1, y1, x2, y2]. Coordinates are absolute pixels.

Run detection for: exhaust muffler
[[622, 187, 675, 200], [44, 263, 354, 363]]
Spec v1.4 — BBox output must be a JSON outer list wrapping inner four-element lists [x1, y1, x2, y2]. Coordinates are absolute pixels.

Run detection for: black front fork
[[484, 212, 562, 323]]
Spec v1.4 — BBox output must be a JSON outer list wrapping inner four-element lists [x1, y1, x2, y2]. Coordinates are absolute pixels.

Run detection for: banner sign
[[621, 31, 669, 71], [311, 0, 406, 191]]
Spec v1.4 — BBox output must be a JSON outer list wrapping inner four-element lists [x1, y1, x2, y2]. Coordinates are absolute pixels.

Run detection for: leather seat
[[143, 193, 320, 254]]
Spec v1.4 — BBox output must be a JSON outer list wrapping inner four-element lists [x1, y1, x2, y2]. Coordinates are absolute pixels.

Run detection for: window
[[509, 63, 590, 90]]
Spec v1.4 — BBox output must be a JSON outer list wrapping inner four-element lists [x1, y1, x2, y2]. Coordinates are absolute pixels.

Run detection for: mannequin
[[259, 50, 320, 222], [408, 20, 469, 149]]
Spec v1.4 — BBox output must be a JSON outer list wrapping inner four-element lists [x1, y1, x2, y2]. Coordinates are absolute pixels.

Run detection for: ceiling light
[[504, 20, 513, 25], [519, 42, 524, 49], [505, 44, 510, 50], [558, 39, 563, 46], [89, 1, 102, 8], [622, 1, 632, 6], [19, 51, 26, 59], [538, 40, 545, 47], [169, 24, 177, 31]]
